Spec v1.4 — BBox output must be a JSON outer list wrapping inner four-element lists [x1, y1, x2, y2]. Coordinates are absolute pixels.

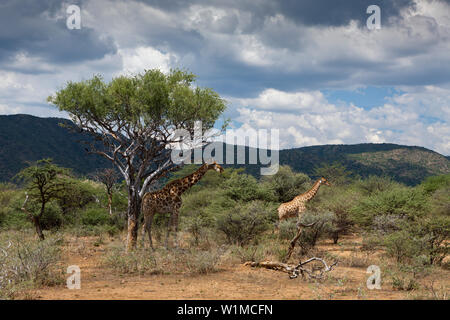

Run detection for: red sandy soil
[[33, 235, 449, 300]]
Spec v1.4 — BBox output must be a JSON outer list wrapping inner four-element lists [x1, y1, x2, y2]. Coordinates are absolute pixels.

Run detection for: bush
[[80, 207, 110, 226], [296, 211, 335, 256], [103, 244, 221, 275], [222, 172, 275, 202], [351, 185, 429, 229], [39, 201, 63, 230], [353, 175, 399, 196], [0, 187, 30, 230], [384, 231, 422, 263], [278, 219, 297, 241], [182, 215, 211, 246], [420, 174, 450, 195], [0, 233, 63, 299], [316, 188, 356, 243], [392, 275, 420, 291], [56, 178, 101, 215], [261, 166, 311, 203], [215, 200, 273, 246]]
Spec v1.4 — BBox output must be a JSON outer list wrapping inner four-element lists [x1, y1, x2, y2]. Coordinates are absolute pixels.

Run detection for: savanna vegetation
[[0, 69, 448, 300], [0, 158, 448, 299]]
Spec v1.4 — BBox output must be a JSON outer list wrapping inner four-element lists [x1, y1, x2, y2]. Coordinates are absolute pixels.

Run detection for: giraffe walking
[[141, 162, 224, 248], [277, 177, 331, 261]]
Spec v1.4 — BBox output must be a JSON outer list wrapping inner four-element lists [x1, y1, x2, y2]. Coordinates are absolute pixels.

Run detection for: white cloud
[[118, 46, 177, 75], [230, 86, 450, 155], [236, 88, 335, 112]]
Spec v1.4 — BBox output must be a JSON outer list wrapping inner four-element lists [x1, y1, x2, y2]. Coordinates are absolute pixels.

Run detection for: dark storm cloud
[[0, 0, 116, 71], [135, 0, 415, 27], [276, 0, 416, 26]]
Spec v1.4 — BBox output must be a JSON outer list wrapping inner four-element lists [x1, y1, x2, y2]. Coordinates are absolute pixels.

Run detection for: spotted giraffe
[[278, 177, 331, 223], [277, 177, 331, 261], [141, 162, 224, 248]]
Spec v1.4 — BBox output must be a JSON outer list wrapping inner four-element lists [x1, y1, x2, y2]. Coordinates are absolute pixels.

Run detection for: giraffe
[[141, 161, 224, 248], [277, 177, 331, 261]]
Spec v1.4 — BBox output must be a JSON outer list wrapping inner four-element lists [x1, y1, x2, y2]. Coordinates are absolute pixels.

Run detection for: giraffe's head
[[207, 161, 224, 173], [319, 177, 331, 186]]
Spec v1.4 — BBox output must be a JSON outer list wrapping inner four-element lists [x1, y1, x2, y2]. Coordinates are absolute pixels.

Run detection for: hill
[[0, 114, 448, 185], [0, 114, 109, 181]]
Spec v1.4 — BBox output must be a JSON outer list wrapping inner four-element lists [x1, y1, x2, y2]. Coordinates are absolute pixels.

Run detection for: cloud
[[118, 46, 178, 75], [230, 86, 450, 155], [0, 0, 117, 69], [0, 0, 449, 155]]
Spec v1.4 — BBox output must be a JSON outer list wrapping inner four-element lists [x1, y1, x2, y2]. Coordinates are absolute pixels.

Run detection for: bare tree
[[94, 168, 119, 216]]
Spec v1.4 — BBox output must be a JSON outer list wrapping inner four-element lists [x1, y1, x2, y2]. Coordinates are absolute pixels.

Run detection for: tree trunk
[[126, 188, 141, 252], [32, 216, 45, 240], [107, 193, 113, 216], [21, 194, 45, 241]]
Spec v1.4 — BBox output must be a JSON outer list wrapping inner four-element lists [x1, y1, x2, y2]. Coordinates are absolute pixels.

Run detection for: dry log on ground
[[245, 257, 338, 280]]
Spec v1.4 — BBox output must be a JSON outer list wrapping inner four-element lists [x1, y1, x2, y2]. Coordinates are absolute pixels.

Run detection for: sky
[[0, 0, 449, 155]]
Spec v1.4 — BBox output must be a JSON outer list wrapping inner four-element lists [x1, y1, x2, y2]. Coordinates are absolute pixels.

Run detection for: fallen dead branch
[[245, 257, 338, 280]]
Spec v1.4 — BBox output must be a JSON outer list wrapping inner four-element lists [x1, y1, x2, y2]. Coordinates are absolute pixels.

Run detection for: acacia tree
[[16, 159, 70, 240], [48, 69, 227, 250], [94, 168, 119, 216]]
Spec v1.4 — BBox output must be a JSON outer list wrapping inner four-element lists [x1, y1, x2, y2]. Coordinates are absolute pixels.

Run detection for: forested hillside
[[0, 114, 448, 185]]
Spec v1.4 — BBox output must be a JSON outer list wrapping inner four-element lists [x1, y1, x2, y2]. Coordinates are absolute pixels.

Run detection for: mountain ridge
[[0, 114, 448, 185]]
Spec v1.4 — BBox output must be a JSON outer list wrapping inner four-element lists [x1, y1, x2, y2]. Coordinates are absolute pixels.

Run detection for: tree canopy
[[48, 69, 227, 249]]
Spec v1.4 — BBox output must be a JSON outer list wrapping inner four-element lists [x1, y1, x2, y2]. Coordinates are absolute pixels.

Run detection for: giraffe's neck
[[301, 179, 322, 202], [180, 164, 209, 190]]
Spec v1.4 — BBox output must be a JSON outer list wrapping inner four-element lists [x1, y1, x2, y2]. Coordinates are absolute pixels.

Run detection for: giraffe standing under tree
[[277, 177, 331, 261], [141, 161, 224, 248]]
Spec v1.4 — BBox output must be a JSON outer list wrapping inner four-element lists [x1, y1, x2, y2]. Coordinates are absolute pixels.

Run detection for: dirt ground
[[33, 235, 449, 300]]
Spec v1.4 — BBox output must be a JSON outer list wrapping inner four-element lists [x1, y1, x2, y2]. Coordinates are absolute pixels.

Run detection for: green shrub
[[109, 211, 127, 231], [222, 172, 275, 202], [0, 188, 30, 230], [260, 166, 311, 203], [39, 201, 63, 230], [392, 276, 420, 291], [215, 200, 273, 246], [278, 219, 297, 241], [316, 188, 357, 243], [383, 231, 421, 263], [56, 178, 101, 215], [80, 207, 110, 226], [420, 173, 450, 195], [353, 175, 399, 196], [296, 211, 335, 256], [313, 162, 352, 186], [351, 185, 429, 229], [182, 215, 212, 246]]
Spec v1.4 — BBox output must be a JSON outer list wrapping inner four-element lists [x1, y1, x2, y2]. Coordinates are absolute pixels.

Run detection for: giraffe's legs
[[165, 214, 172, 249], [143, 214, 154, 249], [171, 210, 179, 248]]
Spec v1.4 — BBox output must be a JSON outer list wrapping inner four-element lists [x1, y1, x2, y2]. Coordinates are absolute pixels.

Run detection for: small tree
[[94, 168, 119, 215], [261, 165, 311, 203], [313, 162, 352, 185], [48, 69, 226, 250], [15, 159, 71, 240]]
